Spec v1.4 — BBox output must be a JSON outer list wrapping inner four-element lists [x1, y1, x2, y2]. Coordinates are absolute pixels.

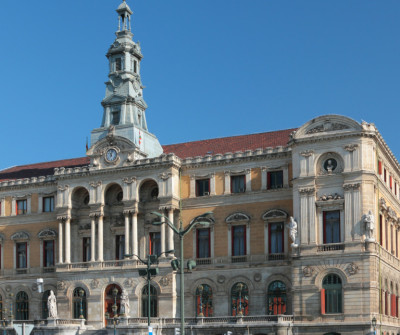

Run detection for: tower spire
[[116, 0, 133, 32]]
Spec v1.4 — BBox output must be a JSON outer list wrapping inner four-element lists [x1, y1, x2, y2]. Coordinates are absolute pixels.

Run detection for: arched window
[[196, 284, 213, 317], [267, 281, 287, 315], [322, 274, 342, 314], [231, 282, 249, 316], [73, 288, 87, 319], [41, 290, 51, 319], [142, 285, 157, 317], [16, 291, 29, 320], [104, 284, 121, 318]]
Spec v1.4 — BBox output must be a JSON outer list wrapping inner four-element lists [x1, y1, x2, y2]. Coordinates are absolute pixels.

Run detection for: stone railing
[[317, 243, 345, 252]]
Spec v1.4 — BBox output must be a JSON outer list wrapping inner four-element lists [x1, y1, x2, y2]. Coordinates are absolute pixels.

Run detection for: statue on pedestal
[[287, 216, 298, 248], [120, 289, 130, 317], [363, 210, 375, 242], [47, 290, 58, 319]]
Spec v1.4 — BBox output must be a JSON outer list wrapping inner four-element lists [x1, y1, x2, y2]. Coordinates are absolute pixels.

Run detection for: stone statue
[[363, 210, 375, 241], [287, 216, 298, 248], [47, 290, 58, 318], [120, 289, 130, 317]]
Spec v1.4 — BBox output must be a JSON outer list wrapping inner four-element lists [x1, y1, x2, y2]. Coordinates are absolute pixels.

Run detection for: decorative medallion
[[303, 266, 314, 277], [57, 281, 66, 291], [90, 279, 100, 289], [124, 278, 133, 288], [346, 263, 359, 276], [160, 276, 170, 287], [217, 275, 226, 284], [253, 273, 262, 282], [323, 158, 337, 173]]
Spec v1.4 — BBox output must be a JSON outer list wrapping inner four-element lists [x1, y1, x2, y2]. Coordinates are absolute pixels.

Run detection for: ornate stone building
[[0, 2, 399, 335]]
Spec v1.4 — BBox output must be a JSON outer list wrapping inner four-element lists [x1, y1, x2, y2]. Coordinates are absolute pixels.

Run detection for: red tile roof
[[162, 128, 296, 159], [0, 129, 296, 181], [0, 157, 90, 182]]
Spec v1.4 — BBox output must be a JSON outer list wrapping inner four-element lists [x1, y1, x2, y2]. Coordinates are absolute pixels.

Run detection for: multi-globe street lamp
[[111, 288, 120, 335], [151, 211, 214, 335], [78, 288, 85, 319]]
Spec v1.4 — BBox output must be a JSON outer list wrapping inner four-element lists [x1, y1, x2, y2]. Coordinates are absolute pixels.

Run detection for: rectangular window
[[385, 291, 388, 315], [134, 60, 137, 73], [111, 111, 120, 125], [232, 225, 246, 256], [149, 232, 161, 256], [267, 171, 283, 189], [0, 202, 1, 216], [391, 224, 394, 254], [269, 222, 284, 254], [386, 218, 388, 250], [196, 228, 210, 258], [391, 294, 396, 317], [396, 183, 398, 196], [43, 196, 54, 212], [16, 200, 27, 215], [196, 179, 210, 197], [115, 235, 125, 260], [378, 160, 382, 175], [323, 211, 340, 244], [115, 58, 122, 71], [390, 176, 393, 189], [16, 242, 27, 268], [396, 230, 398, 258], [231, 175, 246, 193], [43, 240, 54, 267], [384, 168, 387, 182], [379, 214, 383, 246], [83, 237, 91, 262]]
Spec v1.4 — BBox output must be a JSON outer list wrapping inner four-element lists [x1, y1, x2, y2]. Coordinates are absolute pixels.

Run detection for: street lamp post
[[111, 288, 119, 335], [371, 316, 377, 335], [125, 250, 174, 330], [151, 211, 214, 335], [78, 288, 85, 319]]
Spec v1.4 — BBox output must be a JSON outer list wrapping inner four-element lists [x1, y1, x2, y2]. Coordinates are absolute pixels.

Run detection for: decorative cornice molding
[[300, 150, 314, 157], [57, 215, 71, 221], [123, 177, 137, 184], [226, 212, 251, 223], [262, 209, 288, 221], [38, 229, 57, 239], [344, 144, 358, 152], [159, 172, 172, 181], [343, 183, 361, 191], [89, 181, 102, 188], [11, 231, 30, 241], [318, 193, 343, 201]]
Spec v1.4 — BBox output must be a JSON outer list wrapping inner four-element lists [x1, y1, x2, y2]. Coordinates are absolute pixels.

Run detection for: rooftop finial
[[116, 0, 133, 32]]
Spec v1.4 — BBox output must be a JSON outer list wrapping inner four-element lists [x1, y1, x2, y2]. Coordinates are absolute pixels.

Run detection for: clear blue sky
[[1, 1, 399, 170]]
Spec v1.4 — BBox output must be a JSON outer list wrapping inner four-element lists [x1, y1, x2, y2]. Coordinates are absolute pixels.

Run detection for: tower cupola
[[90, 0, 163, 160]]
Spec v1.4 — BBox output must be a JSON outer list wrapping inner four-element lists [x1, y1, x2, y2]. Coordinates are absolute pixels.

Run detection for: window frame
[[82, 237, 91, 262], [16, 242, 28, 269], [196, 178, 210, 197], [196, 228, 211, 259], [267, 281, 287, 315], [142, 285, 158, 318], [231, 175, 246, 194], [16, 199, 27, 215], [149, 232, 161, 256], [268, 222, 284, 254], [316, 200, 344, 246], [323, 210, 341, 244], [195, 284, 213, 317], [43, 240, 55, 268], [267, 170, 284, 190], [321, 274, 343, 314], [15, 291, 29, 320], [43, 196, 54, 213]]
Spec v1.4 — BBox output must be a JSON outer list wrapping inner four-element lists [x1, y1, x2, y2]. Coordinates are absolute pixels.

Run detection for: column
[[261, 167, 267, 190], [98, 215, 104, 261], [245, 169, 252, 192], [168, 208, 174, 254], [91, 215, 96, 262], [160, 210, 166, 256], [299, 189, 309, 245], [124, 212, 130, 256], [224, 171, 231, 194], [131, 212, 138, 257], [58, 220, 63, 264], [308, 191, 316, 244], [65, 217, 71, 263]]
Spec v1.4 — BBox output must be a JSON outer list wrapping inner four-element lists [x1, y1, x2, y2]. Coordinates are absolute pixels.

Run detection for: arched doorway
[[104, 284, 122, 323]]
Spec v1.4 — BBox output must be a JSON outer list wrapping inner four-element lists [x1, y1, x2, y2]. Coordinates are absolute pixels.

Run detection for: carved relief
[[217, 275, 225, 284], [38, 229, 57, 239], [346, 263, 359, 276], [89, 181, 102, 188], [303, 266, 314, 277], [306, 122, 349, 134], [343, 183, 361, 191], [226, 212, 250, 223], [90, 279, 100, 289], [253, 273, 262, 282], [318, 193, 343, 201], [57, 281, 66, 291], [159, 172, 172, 180], [123, 177, 137, 184], [124, 278, 134, 288], [262, 209, 288, 221], [317, 153, 344, 175], [160, 276, 170, 287]]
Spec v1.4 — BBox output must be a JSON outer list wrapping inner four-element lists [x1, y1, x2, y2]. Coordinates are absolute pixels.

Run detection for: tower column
[[132, 212, 138, 258], [98, 214, 104, 261], [168, 208, 174, 255], [90, 214, 96, 262], [124, 211, 130, 256], [58, 219, 63, 264], [160, 209, 166, 256], [65, 217, 71, 263]]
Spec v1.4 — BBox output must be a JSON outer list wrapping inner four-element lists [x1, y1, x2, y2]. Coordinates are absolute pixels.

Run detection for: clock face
[[106, 148, 118, 162]]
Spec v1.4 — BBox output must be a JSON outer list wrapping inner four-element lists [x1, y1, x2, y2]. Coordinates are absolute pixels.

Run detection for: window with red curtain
[[384, 169, 387, 182], [231, 282, 249, 316], [149, 232, 160, 256], [16, 242, 27, 268], [378, 160, 382, 174], [397, 296, 399, 318], [267, 281, 287, 315], [321, 289, 326, 314], [390, 176, 393, 189], [391, 294, 396, 317], [386, 219, 388, 250], [267, 171, 283, 189], [322, 274, 342, 313]]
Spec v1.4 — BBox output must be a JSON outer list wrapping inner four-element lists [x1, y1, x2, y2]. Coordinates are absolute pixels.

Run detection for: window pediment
[[226, 212, 250, 224], [11, 231, 30, 241], [262, 209, 288, 222], [38, 229, 57, 239]]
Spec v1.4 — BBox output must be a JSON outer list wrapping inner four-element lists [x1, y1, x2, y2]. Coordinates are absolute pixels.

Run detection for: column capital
[[159, 205, 177, 212], [299, 187, 315, 195], [343, 183, 361, 191], [123, 177, 137, 184], [89, 212, 103, 218], [123, 208, 136, 215], [89, 180, 102, 188], [57, 215, 71, 222]]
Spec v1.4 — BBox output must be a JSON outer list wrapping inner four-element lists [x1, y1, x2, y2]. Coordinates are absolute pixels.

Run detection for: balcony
[[317, 243, 345, 252]]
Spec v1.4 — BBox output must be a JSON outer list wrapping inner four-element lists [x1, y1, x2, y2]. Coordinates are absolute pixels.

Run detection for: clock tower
[[90, 0, 163, 159]]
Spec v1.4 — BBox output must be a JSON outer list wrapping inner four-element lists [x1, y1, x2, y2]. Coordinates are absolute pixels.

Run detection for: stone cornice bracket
[[380, 197, 387, 212], [300, 150, 314, 157], [224, 170, 231, 176], [57, 185, 69, 192], [123, 209, 136, 215], [57, 215, 71, 222], [344, 144, 358, 152], [318, 193, 343, 201], [89, 181, 102, 188], [89, 212, 103, 219], [123, 177, 137, 184], [343, 183, 361, 191], [159, 172, 172, 181], [299, 187, 315, 196]]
